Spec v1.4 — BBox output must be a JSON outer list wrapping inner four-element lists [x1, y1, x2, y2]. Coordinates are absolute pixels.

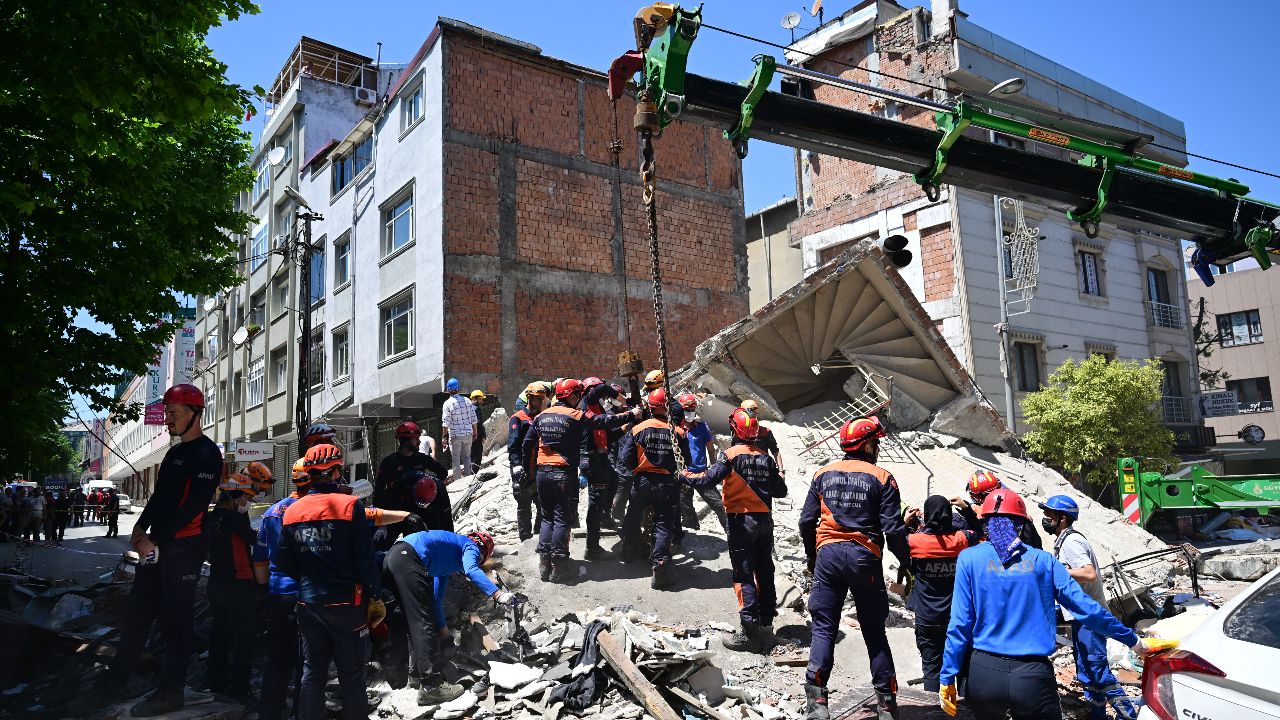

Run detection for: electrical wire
[[67, 399, 146, 483], [1147, 143, 1280, 182]]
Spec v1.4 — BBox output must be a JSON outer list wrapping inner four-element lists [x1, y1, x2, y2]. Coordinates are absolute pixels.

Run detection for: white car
[[115, 494, 133, 514], [1139, 567, 1280, 720]]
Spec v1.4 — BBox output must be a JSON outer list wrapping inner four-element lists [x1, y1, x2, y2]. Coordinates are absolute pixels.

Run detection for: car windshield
[[1223, 574, 1280, 651]]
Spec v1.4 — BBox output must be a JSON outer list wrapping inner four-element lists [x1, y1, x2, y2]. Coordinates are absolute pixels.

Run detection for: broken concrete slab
[[1201, 553, 1280, 581], [489, 661, 543, 690]]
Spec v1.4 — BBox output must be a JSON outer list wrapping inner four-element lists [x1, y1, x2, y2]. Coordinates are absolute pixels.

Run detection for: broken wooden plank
[[667, 685, 734, 720], [597, 630, 683, 720]]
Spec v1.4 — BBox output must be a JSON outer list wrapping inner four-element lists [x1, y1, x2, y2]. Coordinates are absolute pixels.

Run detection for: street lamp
[[990, 77, 1025, 96]]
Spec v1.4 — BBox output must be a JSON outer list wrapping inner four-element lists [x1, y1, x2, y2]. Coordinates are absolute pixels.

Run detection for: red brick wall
[[441, 34, 746, 400], [920, 223, 955, 302]]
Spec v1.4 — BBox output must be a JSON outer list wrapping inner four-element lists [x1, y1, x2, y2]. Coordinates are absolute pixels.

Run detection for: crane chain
[[638, 129, 686, 480]]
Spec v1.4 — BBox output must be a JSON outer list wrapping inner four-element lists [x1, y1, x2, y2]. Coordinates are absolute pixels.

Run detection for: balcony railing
[[1162, 395, 1193, 424], [1147, 301, 1184, 330]]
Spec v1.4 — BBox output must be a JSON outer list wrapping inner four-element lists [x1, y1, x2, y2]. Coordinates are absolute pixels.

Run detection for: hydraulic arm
[[1120, 457, 1280, 527]]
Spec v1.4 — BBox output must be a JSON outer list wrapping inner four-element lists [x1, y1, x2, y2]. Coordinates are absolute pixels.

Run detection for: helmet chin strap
[[178, 406, 201, 437]]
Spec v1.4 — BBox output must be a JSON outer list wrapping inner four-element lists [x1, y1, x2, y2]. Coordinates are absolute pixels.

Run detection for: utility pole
[[285, 187, 323, 456], [992, 195, 1017, 432]]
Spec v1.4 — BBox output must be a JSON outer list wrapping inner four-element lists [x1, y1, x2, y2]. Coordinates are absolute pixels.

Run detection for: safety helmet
[[446, 378, 461, 392], [610, 383, 626, 396], [304, 422, 337, 447], [402, 470, 438, 509], [1038, 494, 1080, 521], [303, 443, 344, 472], [467, 530, 495, 562], [676, 392, 698, 411], [243, 461, 274, 493], [647, 387, 669, 413], [219, 472, 258, 498], [162, 384, 205, 409], [395, 421, 422, 439], [523, 381, 548, 398], [470, 390, 486, 401], [838, 416, 886, 452], [739, 398, 759, 417], [555, 378, 584, 399], [980, 488, 1029, 520], [291, 458, 310, 484], [729, 408, 760, 441], [643, 369, 665, 390], [583, 377, 604, 390], [967, 470, 1003, 501]]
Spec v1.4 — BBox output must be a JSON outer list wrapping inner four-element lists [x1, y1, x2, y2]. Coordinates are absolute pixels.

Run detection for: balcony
[[1146, 301, 1184, 330], [1162, 395, 1193, 424]]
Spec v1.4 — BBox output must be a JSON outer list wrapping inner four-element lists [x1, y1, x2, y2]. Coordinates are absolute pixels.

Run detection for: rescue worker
[[205, 469, 270, 704], [798, 416, 906, 720], [643, 369, 665, 392], [376, 421, 453, 541], [98, 384, 222, 716], [681, 408, 785, 650], [953, 470, 1042, 549], [275, 443, 386, 720], [738, 399, 785, 475], [469, 390, 488, 467], [524, 378, 640, 581], [53, 489, 72, 542], [1040, 495, 1138, 720], [618, 388, 691, 588], [580, 377, 625, 559], [508, 382, 546, 541], [676, 392, 727, 535], [303, 420, 338, 449], [103, 488, 120, 537], [610, 383, 641, 527], [938, 489, 1152, 720], [384, 528, 517, 705], [905, 495, 978, 693]]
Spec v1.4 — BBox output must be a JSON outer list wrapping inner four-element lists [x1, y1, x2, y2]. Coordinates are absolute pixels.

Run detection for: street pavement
[[1, 510, 140, 584]]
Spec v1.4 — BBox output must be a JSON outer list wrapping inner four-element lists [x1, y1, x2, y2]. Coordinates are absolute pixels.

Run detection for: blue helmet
[[446, 377, 461, 392], [1039, 494, 1079, 520]]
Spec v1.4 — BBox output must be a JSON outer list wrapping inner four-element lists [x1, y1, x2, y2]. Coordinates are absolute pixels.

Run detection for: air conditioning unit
[[273, 233, 289, 250], [353, 87, 375, 105]]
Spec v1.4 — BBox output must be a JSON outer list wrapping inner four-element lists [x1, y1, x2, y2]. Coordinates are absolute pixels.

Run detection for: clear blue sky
[[209, 0, 1280, 212]]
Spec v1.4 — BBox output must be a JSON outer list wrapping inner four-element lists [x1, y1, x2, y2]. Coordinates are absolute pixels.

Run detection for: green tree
[[0, 2, 257, 448], [0, 391, 80, 481], [1022, 355, 1176, 486]]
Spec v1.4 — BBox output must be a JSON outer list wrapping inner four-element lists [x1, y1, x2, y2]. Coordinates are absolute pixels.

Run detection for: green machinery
[[1119, 457, 1280, 527]]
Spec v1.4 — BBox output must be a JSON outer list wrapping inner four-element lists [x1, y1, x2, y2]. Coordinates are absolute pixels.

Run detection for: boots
[[650, 562, 669, 589], [416, 676, 465, 705], [549, 558, 569, 583], [876, 691, 899, 720], [804, 683, 830, 720], [584, 542, 611, 561], [539, 554, 552, 581], [129, 685, 185, 718], [720, 622, 758, 652]]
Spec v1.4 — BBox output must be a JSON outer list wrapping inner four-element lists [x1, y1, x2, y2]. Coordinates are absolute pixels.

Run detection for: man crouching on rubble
[[798, 416, 908, 720]]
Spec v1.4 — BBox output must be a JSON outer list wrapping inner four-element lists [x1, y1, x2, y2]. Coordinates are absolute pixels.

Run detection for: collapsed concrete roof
[[677, 240, 1016, 449]]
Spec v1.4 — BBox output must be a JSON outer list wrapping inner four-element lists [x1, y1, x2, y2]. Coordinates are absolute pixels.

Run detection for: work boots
[[875, 691, 900, 720], [549, 558, 570, 583], [650, 562, 670, 589], [584, 543, 611, 561], [416, 676, 465, 706], [129, 685, 185, 718], [720, 622, 759, 652], [539, 554, 552, 581], [804, 683, 830, 720]]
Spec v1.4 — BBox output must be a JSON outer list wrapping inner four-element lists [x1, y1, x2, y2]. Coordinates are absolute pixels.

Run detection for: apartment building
[[745, 197, 802, 312], [781, 0, 1204, 447], [195, 21, 746, 477]]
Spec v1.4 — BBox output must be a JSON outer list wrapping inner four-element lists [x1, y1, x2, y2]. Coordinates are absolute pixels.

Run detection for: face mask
[[686, 412, 699, 422], [1040, 516, 1058, 534]]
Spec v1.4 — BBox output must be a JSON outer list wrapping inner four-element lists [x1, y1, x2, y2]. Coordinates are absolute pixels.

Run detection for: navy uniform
[[507, 404, 539, 540], [617, 389, 690, 586]]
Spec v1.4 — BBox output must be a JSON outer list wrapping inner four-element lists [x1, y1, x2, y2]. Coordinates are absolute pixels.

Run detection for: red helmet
[[968, 470, 1002, 500], [555, 378, 584, 399], [408, 472, 438, 509], [839, 416, 886, 452], [467, 530, 495, 562], [396, 421, 422, 439], [676, 392, 698, 411], [729, 408, 760, 441], [583, 376, 604, 389], [162, 384, 205, 408], [303, 443, 344, 472], [980, 488, 1028, 520], [646, 387, 668, 413]]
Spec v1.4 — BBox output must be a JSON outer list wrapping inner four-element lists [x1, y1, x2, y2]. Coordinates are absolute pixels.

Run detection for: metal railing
[[1146, 301, 1184, 329], [1162, 396, 1193, 424]]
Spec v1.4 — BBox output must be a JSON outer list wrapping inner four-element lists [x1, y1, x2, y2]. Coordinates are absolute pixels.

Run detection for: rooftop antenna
[[375, 41, 383, 100], [781, 12, 801, 43]]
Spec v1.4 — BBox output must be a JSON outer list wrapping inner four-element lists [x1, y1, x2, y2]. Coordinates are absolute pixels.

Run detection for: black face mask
[[1041, 516, 1059, 534]]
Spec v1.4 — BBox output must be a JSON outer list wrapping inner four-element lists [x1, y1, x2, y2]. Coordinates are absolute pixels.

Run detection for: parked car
[[1140, 566, 1280, 720], [115, 494, 133, 514]]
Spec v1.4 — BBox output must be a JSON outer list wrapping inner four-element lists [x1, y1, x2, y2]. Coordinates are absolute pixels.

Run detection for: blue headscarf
[[984, 515, 1026, 565]]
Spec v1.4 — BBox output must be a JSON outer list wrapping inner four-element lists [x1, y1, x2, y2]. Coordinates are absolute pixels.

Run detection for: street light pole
[[992, 195, 1017, 432], [291, 195, 323, 456]]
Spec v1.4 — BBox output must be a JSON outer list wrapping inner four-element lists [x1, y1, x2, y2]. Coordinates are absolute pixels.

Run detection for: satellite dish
[[781, 11, 802, 29], [267, 146, 287, 166], [203, 296, 218, 313], [231, 326, 249, 347]]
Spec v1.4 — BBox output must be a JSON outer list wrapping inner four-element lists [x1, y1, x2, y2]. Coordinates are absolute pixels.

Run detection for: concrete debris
[[489, 661, 542, 690], [1201, 552, 1280, 581], [436, 689, 480, 719]]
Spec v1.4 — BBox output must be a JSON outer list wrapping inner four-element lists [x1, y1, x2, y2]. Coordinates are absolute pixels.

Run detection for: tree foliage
[[0, 391, 80, 481], [1021, 356, 1176, 485], [1191, 297, 1230, 389], [0, 2, 258, 452]]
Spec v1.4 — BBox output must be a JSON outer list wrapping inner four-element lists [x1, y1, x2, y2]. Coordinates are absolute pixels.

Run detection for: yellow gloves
[[939, 683, 958, 717], [367, 599, 387, 627]]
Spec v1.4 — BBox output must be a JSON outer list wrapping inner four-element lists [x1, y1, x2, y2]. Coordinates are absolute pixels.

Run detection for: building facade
[[782, 0, 1203, 444], [195, 21, 746, 476], [745, 197, 803, 312]]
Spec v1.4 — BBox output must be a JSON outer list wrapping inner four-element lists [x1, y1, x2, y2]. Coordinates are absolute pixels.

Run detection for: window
[[1162, 361, 1185, 397], [992, 131, 1027, 151], [380, 290, 414, 359], [334, 234, 350, 288], [401, 84, 423, 131], [333, 326, 350, 380], [1001, 244, 1014, 279], [1147, 268, 1171, 304], [270, 346, 288, 396], [1218, 309, 1264, 347], [1226, 377, 1274, 413], [246, 356, 265, 408], [1211, 262, 1237, 275], [1013, 341, 1041, 392], [279, 139, 293, 169], [309, 244, 326, 305], [251, 225, 268, 271], [1223, 573, 1280, 651], [248, 290, 266, 329], [276, 203, 294, 249], [308, 327, 325, 389], [252, 158, 269, 203], [205, 385, 217, 425], [273, 275, 289, 317], [331, 136, 373, 195], [873, 100, 899, 121], [217, 381, 227, 419], [1079, 250, 1102, 296], [232, 371, 243, 413], [383, 191, 414, 256]]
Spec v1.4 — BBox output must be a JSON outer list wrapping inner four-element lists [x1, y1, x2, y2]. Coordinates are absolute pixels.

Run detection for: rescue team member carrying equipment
[[275, 443, 385, 720], [938, 489, 1153, 720], [375, 421, 453, 543], [206, 467, 271, 704], [798, 415, 906, 720], [618, 388, 692, 589], [580, 378, 626, 559], [905, 495, 978, 693], [1040, 495, 1138, 720], [522, 378, 640, 582], [99, 384, 223, 717], [508, 382, 547, 540], [383, 530, 515, 706], [681, 408, 786, 651]]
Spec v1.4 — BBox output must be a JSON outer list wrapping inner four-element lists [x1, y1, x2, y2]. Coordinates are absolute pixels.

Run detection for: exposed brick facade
[[441, 32, 746, 401], [920, 223, 955, 302]]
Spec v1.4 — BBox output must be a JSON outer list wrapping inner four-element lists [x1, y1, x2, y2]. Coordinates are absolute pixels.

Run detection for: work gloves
[[367, 599, 387, 628], [494, 590, 522, 607], [939, 684, 957, 717]]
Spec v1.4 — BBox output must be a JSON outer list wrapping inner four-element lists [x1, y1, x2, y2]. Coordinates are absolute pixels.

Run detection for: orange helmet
[[244, 461, 273, 489], [739, 398, 759, 417], [467, 530, 495, 562], [219, 472, 259, 498], [729, 408, 760, 441], [303, 443, 344, 472], [291, 458, 310, 484], [523, 381, 548, 398], [967, 470, 1002, 501], [838, 416, 886, 452], [980, 488, 1028, 520]]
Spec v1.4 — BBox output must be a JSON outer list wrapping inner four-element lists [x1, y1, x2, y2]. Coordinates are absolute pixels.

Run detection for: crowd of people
[[0, 483, 122, 543], [87, 375, 1158, 720]]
